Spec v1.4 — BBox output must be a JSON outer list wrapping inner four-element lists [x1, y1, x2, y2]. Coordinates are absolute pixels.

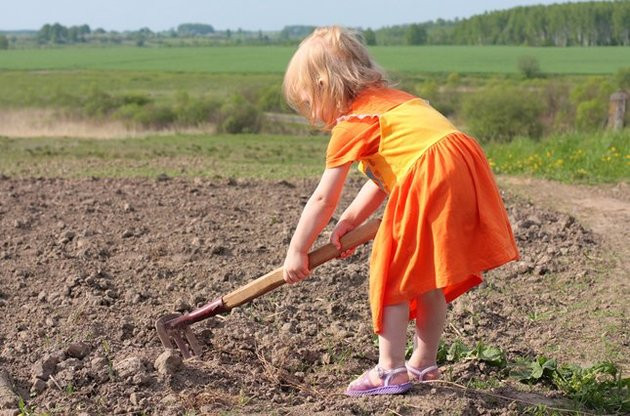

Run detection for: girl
[[282, 26, 518, 396]]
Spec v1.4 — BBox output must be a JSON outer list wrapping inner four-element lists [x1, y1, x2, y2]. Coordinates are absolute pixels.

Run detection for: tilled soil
[[0, 176, 624, 415]]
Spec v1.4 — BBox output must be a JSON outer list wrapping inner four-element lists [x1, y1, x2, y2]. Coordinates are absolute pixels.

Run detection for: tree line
[[4, 1, 628, 48], [449, 1, 630, 46], [372, 1, 629, 46]]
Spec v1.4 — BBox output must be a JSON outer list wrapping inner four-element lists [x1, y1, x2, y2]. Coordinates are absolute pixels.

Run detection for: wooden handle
[[307, 217, 381, 268], [222, 218, 381, 309]]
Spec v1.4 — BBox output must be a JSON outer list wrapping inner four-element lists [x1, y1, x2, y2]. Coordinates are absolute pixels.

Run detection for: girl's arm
[[283, 163, 351, 284], [331, 180, 387, 254]]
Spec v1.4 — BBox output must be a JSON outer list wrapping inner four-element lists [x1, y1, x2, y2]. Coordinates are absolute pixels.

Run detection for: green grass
[[485, 131, 630, 184], [0, 134, 329, 179], [1, 45, 628, 74], [0, 70, 281, 108], [372, 46, 630, 75], [1, 131, 628, 183]]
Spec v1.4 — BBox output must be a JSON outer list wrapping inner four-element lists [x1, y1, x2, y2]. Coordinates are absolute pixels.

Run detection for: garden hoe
[[155, 218, 381, 359]]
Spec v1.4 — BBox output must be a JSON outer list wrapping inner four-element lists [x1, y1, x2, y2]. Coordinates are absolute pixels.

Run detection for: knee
[[416, 289, 446, 308]]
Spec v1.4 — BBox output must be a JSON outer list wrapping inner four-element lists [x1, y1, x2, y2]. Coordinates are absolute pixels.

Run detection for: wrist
[[287, 245, 307, 256], [339, 216, 358, 227]]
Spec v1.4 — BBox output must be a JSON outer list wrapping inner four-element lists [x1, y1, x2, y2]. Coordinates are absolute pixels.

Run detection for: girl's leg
[[408, 288, 447, 379], [358, 302, 410, 386]]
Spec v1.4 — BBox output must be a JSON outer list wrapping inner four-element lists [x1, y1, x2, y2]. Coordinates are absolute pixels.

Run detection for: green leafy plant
[[570, 76, 615, 131], [220, 94, 261, 134], [615, 66, 630, 91], [432, 339, 629, 413], [511, 356, 558, 382], [18, 398, 36, 416], [436, 340, 507, 367], [461, 84, 544, 142], [518, 55, 542, 79], [511, 358, 630, 413]]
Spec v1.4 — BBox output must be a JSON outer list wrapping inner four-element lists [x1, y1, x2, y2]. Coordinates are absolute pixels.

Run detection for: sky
[[0, 0, 593, 32]]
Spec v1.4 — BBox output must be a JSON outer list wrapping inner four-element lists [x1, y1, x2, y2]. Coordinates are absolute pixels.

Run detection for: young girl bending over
[[281, 26, 519, 396]]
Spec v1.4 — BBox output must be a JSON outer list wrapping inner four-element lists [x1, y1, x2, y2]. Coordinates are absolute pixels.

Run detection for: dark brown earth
[[0, 176, 627, 415]]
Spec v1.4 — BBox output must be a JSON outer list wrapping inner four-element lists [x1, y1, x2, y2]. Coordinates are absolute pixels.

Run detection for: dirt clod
[[66, 342, 91, 359], [154, 350, 183, 376], [0, 370, 17, 409], [30, 378, 46, 395], [31, 352, 64, 381]]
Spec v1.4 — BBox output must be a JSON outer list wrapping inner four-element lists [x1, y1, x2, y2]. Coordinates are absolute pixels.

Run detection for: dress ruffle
[[335, 113, 380, 124]]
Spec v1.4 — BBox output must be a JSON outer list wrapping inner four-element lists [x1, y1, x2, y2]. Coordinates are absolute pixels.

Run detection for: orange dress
[[326, 87, 519, 333]]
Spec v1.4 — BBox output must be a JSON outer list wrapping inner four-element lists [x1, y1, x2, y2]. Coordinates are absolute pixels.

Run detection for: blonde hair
[[283, 26, 389, 129]]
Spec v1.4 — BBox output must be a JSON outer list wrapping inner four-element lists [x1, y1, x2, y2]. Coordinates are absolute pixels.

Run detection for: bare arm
[[283, 163, 351, 283], [331, 180, 387, 254], [339, 180, 387, 226]]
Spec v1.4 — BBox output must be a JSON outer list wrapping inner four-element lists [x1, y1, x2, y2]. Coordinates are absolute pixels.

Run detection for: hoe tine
[[183, 326, 203, 356], [172, 333, 194, 359], [155, 313, 180, 350], [155, 313, 204, 359]]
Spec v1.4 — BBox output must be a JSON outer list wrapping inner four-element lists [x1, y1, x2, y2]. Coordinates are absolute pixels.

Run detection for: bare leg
[[408, 289, 447, 380], [361, 302, 410, 386]]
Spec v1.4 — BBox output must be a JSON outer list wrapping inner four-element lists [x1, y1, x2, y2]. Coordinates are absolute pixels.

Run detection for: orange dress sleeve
[[325, 118, 380, 169]]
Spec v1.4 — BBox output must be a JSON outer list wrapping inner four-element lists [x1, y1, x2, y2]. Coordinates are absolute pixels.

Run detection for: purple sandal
[[405, 362, 439, 382], [345, 365, 412, 396]]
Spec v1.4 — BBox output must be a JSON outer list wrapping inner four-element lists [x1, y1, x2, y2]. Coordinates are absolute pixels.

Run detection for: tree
[[79, 24, 91, 35], [405, 24, 427, 45], [279, 25, 315, 41], [363, 28, 376, 45], [37, 23, 51, 43], [50, 23, 68, 44], [68, 26, 79, 43], [177, 23, 214, 36], [517, 55, 541, 79], [0, 35, 8, 50]]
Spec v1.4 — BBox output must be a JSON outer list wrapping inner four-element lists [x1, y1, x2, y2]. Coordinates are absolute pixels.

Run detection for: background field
[[1, 130, 628, 183], [0, 36, 628, 415], [1, 45, 629, 74]]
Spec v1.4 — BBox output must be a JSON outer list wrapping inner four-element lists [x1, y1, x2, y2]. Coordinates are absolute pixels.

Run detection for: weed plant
[[427, 340, 630, 413], [485, 130, 629, 183]]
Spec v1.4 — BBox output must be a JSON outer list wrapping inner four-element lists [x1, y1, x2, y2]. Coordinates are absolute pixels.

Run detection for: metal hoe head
[[155, 313, 204, 359]]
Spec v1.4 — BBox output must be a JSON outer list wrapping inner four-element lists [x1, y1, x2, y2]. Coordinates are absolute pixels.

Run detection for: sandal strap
[[406, 362, 438, 381], [376, 365, 408, 386]]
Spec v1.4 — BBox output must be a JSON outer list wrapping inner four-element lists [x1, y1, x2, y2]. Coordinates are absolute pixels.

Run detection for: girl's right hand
[[330, 219, 357, 259], [283, 249, 311, 284]]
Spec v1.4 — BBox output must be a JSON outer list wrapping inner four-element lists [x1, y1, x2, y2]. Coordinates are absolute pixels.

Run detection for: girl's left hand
[[330, 219, 357, 259], [283, 249, 311, 284]]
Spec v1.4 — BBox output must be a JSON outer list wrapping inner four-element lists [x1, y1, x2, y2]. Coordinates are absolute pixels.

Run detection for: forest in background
[[1, 1, 629, 48]]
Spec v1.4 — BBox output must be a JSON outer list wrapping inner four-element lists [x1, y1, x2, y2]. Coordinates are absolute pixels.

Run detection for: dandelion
[[575, 168, 588, 178]]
